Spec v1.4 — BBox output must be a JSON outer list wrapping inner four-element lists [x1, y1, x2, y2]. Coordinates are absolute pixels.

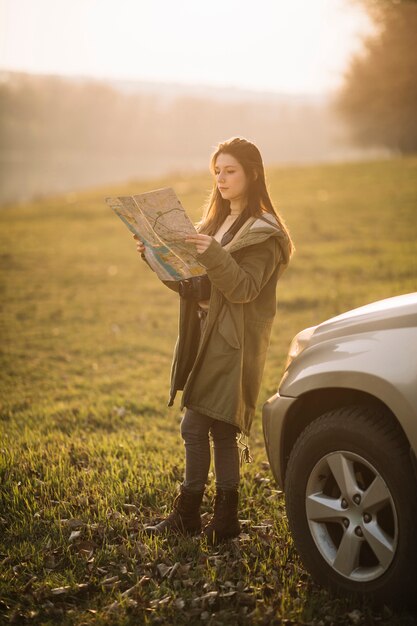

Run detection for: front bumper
[[262, 392, 298, 490]]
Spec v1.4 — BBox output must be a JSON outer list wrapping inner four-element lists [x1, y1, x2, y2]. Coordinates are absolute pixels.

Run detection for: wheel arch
[[281, 387, 414, 486]]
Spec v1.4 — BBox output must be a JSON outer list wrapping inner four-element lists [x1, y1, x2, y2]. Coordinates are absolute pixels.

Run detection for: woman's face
[[214, 153, 249, 205]]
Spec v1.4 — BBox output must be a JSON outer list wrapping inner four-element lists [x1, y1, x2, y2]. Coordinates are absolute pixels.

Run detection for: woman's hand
[[185, 234, 213, 255], [133, 234, 145, 255]]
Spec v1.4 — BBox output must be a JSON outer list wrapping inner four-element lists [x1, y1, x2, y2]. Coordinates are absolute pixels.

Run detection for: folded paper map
[[106, 187, 206, 282]]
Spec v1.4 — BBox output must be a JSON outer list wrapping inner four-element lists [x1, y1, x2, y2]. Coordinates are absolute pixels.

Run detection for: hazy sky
[[0, 0, 374, 94]]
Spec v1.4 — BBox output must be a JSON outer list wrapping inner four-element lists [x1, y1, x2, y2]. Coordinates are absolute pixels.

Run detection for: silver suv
[[262, 292, 417, 603]]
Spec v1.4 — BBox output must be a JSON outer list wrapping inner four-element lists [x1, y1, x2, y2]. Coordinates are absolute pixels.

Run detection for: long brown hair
[[197, 137, 295, 258]]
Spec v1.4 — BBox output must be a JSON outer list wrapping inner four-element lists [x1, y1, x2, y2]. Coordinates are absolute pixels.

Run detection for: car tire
[[285, 405, 417, 604]]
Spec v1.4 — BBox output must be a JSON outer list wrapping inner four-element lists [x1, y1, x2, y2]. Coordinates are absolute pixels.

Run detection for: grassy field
[[1, 156, 417, 625]]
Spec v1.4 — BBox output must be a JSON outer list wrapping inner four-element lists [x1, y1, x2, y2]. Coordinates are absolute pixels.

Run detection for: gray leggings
[[180, 408, 240, 492]]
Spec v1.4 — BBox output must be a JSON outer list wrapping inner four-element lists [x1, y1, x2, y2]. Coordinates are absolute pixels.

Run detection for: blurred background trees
[[0, 72, 371, 205], [2, 0, 415, 204], [334, 0, 417, 153]]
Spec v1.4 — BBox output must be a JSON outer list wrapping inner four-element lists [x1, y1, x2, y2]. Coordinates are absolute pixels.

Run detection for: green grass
[[1, 156, 417, 625]]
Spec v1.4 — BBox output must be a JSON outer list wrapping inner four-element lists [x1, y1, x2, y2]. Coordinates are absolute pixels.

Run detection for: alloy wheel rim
[[305, 450, 398, 582]]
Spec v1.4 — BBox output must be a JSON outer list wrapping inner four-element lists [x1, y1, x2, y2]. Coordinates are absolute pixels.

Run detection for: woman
[[135, 137, 294, 543]]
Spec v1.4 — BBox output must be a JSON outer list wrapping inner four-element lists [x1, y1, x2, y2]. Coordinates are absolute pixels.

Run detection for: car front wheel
[[285, 405, 417, 603]]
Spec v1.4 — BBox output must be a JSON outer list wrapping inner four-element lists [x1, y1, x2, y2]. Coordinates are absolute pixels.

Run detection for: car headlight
[[284, 325, 317, 370]]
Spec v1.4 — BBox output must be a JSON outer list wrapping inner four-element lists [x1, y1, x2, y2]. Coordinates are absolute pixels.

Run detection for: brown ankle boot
[[144, 485, 204, 536], [202, 488, 241, 544]]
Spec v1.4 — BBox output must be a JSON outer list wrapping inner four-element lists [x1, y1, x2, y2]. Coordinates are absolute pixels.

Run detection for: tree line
[[0, 72, 345, 162], [334, 0, 417, 154], [1, 1, 414, 159]]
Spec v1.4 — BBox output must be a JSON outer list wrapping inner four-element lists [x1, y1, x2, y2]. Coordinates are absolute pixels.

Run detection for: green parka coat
[[168, 213, 291, 453]]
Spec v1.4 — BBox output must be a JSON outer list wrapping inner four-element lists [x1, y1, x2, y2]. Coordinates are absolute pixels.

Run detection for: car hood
[[310, 292, 417, 343]]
